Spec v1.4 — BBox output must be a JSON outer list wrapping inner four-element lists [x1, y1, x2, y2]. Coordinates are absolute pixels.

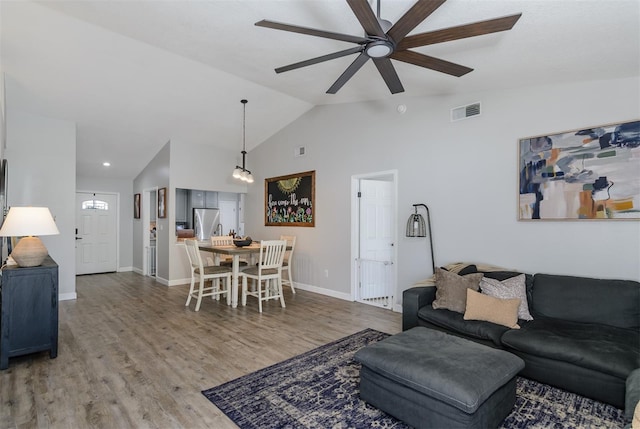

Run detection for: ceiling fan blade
[[346, 0, 385, 38], [275, 46, 364, 73], [372, 58, 404, 94], [255, 19, 369, 44], [387, 0, 447, 43], [391, 50, 473, 77], [326, 52, 370, 94], [397, 14, 522, 50]]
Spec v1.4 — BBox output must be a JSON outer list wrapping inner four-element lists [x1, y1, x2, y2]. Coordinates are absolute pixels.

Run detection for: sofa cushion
[[432, 268, 483, 313], [456, 267, 535, 311], [464, 289, 521, 329], [501, 318, 640, 379], [480, 274, 533, 321], [418, 305, 510, 347], [531, 274, 640, 329]]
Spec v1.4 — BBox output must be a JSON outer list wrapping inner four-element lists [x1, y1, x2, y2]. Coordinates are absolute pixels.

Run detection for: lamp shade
[[0, 207, 60, 237], [406, 213, 427, 237], [0, 207, 60, 267]]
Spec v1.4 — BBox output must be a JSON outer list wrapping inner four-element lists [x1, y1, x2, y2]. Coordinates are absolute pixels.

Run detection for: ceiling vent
[[294, 146, 306, 157], [451, 102, 481, 122]]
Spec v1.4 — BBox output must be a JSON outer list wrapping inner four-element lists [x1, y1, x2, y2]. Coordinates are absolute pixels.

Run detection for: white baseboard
[[117, 266, 133, 272], [132, 267, 144, 275], [155, 276, 170, 286], [59, 292, 77, 301], [292, 282, 352, 301], [168, 277, 190, 287]]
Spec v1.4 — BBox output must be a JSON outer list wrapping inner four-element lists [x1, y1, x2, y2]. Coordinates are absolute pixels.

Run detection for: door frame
[[75, 190, 120, 274], [350, 170, 398, 308], [142, 187, 157, 277]]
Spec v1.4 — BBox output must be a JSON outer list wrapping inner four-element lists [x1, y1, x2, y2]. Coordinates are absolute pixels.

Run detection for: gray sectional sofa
[[402, 264, 640, 418]]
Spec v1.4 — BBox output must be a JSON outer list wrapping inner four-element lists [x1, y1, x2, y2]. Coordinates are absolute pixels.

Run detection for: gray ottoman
[[354, 327, 525, 429]]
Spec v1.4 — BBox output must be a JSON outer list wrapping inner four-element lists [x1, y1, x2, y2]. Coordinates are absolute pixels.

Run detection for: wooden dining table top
[[198, 242, 291, 255], [198, 242, 261, 255]]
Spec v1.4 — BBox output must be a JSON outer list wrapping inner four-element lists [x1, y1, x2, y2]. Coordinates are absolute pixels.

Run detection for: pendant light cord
[[242, 99, 247, 154], [232, 99, 253, 182]]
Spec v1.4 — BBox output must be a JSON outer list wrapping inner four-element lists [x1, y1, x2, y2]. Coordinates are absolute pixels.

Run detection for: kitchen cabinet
[[0, 256, 59, 370], [205, 191, 218, 209], [176, 188, 188, 222]]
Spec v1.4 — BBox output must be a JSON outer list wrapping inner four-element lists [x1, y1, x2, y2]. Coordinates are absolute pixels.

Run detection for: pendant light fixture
[[232, 99, 254, 183]]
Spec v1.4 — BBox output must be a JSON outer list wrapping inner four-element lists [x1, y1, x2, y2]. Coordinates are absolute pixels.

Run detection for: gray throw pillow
[[432, 268, 483, 313], [479, 274, 533, 321]]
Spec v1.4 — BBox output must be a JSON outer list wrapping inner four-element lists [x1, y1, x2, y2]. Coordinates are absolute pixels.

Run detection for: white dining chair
[[240, 240, 287, 313], [184, 239, 232, 311], [280, 234, 297, 293], [211, 235, 248, 268]]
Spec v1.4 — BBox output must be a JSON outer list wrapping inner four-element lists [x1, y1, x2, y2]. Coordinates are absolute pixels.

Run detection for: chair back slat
[[184, 239, 204, 271], [258, 240, 286, 270], [211, 236, 234, 246], [280, 235, 296, 264]]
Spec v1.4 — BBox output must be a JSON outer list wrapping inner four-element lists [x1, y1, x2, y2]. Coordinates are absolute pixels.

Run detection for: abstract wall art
[[519, 120, 640, 220]]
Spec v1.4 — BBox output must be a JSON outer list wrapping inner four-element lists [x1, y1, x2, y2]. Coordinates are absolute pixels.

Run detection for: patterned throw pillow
[[479, 274, 533, 321], [432, 268, 483, 314]]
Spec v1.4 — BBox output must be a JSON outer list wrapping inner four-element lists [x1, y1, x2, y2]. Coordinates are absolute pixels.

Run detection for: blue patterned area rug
[[202, 329, 624, 428]]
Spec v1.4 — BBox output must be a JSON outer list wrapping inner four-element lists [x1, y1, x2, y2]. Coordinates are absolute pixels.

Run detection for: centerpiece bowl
[[233, 237, 252, 247]]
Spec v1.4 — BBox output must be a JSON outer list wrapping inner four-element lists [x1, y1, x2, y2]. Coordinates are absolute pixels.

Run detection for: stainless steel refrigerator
[[193, 208, 221, 241]]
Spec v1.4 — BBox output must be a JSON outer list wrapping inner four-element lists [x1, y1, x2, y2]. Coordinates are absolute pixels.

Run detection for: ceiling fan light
[[366, 41, 393, 58]]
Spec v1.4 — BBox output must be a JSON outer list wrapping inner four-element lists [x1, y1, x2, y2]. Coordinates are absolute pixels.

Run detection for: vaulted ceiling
[[1, 0, 638, 179]]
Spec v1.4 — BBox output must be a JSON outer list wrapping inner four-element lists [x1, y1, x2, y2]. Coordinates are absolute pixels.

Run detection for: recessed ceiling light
[[103, 162, 111, 167]]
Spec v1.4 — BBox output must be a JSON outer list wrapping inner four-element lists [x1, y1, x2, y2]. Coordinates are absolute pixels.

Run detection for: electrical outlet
[[324, 269, 329, 278]]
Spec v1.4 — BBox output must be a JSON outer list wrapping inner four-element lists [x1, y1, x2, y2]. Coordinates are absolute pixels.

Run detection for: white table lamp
[[0, 207, 60, 267]]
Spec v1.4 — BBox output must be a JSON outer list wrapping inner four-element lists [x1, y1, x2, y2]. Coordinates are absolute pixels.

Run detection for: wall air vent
[[294, 146, 306, 157], [451, 102, 481, 122]]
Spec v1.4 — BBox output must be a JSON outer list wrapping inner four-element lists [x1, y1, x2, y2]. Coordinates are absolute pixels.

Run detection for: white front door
[[76, 192, 118, 274], [356, 178, 395, 308]]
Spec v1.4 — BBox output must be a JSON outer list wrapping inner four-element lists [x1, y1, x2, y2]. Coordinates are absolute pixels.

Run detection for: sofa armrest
[[402, 286, 436, 331]]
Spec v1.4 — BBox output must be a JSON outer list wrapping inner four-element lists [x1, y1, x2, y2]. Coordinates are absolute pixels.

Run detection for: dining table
[[198, 241, 291, 308]]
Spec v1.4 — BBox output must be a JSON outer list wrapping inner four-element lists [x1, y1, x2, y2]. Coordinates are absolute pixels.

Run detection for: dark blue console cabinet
[[0, 256, 59, 370]]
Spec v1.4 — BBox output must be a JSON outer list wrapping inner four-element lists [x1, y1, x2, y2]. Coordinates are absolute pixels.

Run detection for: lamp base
[[10, 236, 49, 267]]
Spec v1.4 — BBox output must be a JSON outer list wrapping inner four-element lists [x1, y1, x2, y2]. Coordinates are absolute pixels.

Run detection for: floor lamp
[[406, 203, 436, 274]]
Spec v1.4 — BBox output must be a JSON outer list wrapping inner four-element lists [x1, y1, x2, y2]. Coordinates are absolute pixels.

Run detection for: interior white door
[[76, 192, 117, 275], [357, 179, 394, 307]]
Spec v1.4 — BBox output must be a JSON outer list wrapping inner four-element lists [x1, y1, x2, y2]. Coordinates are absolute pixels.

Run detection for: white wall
[[5, 107, 77, 300], [133, 141, 170, 282], [245, 76, 640, 308], [76, 176, 134, 271]]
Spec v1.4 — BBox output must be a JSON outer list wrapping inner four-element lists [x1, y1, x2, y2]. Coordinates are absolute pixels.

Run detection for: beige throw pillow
[[479, 274, 533, 321], [464, 289, 521, 329], [432, 268, 483, 314]]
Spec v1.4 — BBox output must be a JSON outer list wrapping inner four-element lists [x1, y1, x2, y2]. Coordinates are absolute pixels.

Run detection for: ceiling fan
[[255, 0, 521, 94]]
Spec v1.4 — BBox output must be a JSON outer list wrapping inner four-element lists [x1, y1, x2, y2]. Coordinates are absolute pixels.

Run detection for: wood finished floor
[[0, 272, 402, 428]]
